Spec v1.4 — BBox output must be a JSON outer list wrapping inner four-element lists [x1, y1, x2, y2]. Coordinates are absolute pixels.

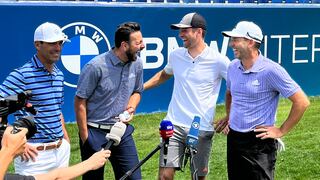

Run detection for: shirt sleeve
[[163, 53, 173, 75], [266, 64, 300, 98], [219, 55, 231, 80], [0, 69, 26, 98], [76, 63, 100, 99], [133, 60, 144, 94]]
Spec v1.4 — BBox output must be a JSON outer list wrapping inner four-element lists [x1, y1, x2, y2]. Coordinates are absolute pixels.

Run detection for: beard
[[125, 48, 137, 63]]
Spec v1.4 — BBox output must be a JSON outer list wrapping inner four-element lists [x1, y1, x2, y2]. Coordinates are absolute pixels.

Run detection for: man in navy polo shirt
[[0, 22, 70, 175]]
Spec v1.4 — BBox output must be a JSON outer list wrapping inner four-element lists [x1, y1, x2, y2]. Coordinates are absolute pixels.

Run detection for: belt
[[36, 139, 62, 151], [87, 122, 113, 130]]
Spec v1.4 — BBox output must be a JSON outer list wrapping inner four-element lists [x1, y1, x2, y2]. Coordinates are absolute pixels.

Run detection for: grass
[[8, 97, 320, 179]]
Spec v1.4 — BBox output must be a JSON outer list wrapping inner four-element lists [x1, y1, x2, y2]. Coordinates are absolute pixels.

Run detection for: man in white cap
[[144, 12, 230, 180], [217, 21, 310, 179], [0, 22, 71, 175]]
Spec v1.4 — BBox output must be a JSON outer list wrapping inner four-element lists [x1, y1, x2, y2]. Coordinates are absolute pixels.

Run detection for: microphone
[[159, 120, 174, 165], [186, 116, 201, 149], [104, 122, 127, 150]]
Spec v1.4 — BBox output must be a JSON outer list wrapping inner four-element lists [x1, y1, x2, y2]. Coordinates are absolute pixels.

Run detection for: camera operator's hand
[[21, 144, 38, 162], [1, 126, 27, 157], [0, 127, 28, 179]]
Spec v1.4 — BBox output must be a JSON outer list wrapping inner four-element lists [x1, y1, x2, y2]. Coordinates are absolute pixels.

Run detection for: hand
[[254, 125, 284, 139], [215, 117, 229, 133], [1, 126, 27, 157], [64, 136, 70, 144], [221, 125, 230, 135], [21, 144, 38, 162], [87, 149, 111, 170], [120, 107, 135, 124], [79, 131, 88, 145]]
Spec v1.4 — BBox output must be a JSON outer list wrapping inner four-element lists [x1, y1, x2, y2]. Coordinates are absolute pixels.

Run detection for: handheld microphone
[[159, 120, 174, 165], [186, 116, 201, 149], [104, 122, 127, 151]]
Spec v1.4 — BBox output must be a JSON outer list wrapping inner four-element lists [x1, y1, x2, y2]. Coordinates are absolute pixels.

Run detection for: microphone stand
[[184, 146, 199, 180], [119, 141, 165, 180]]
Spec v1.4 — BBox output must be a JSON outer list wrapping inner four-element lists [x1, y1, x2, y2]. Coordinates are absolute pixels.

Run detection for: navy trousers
[[80, 124, 141, 180]]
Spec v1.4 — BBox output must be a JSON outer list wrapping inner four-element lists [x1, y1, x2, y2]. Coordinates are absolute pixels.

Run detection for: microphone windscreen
[[106, 122, 127, 146], [188, 116, 200, 138], [186, 116, 201, 148], [106, 133, 121, 145], [159, 120, 173, 131], [159, 120, 174, 139]]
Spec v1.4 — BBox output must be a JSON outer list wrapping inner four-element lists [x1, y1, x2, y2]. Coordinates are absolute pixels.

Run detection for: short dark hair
[[254, 41, 261, 49], [115, 22, 141, 48], [191, 28, 206, 39]]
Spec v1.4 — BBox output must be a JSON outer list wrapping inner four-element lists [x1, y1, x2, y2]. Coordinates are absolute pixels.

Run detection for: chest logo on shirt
[[252, 79, 260, 86], [58, 22, 111, 88]]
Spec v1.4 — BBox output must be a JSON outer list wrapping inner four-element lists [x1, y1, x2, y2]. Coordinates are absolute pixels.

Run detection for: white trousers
[[14, 138, 70, 176]]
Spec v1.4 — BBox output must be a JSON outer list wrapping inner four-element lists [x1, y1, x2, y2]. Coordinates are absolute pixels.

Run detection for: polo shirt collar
[[32, 55, 44, 69], [185, 44, 210, 60], [31, 54, 59, 75], [109, 48, 129, 66]]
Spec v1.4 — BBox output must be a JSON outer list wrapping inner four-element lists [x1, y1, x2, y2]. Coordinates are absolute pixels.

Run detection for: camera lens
[[12, 117, 37, 139]]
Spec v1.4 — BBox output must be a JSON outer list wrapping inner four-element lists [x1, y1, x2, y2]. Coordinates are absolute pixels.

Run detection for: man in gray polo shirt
[[74, 22, 144, 180]]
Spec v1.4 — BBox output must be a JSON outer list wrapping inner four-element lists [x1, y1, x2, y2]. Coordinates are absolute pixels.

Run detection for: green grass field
[[9, 97, 320, 179]]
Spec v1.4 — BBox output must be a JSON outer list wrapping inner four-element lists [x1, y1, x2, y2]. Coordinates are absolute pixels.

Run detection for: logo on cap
[[58, 22, 111, 88]]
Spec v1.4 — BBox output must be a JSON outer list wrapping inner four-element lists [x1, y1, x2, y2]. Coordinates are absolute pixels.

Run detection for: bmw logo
[[59, 22, 111, 88]]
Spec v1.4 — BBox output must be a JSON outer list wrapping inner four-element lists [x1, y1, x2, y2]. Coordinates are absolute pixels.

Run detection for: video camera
[[0, 91, 37, 148]]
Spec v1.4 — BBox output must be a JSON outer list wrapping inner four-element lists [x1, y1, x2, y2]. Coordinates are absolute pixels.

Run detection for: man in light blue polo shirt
[[0, 22, 71, 175], [75, 22, 144, 180], [218, 21, 310, 180]]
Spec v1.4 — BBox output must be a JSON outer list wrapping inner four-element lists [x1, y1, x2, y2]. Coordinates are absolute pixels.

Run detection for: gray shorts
[[159, 125, 214, 176]]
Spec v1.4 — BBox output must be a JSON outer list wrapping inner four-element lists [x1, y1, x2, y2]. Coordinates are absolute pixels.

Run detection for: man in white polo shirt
[[144, 12, 230, 180]]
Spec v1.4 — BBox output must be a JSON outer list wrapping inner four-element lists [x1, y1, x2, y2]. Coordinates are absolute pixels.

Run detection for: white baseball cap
[[34, 22, 70, 43], [222, 21, 263, 43]]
